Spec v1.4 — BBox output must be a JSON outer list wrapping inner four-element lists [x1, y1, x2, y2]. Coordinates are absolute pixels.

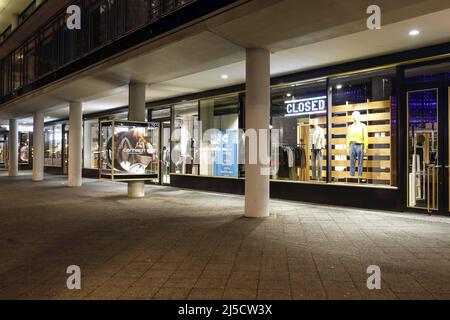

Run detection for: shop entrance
[[160, 121, 171, 185], [405, 62, 450, 214], [150, 108, 172, 185], [63, 125, 69, 175]]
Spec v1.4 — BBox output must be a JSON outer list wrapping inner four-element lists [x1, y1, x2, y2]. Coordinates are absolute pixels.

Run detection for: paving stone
[[188, 288, 224, 300], [153, 287, 191, 300], [223, 288, 257, 300], [1, 173, 450, 300], [257, 289, 291, 300]]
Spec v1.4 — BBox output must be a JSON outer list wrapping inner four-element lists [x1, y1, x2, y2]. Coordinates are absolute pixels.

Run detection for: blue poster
[[213, 130, 238, 177]]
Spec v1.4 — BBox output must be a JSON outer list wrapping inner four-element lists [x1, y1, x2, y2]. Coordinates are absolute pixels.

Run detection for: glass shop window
[[0, 134, 6, 165], [271, 79, 328, 183], [404, 61, 450, 85], [199, 95, 240, 178], [44, 125, 63, 167], [83, 119, 100, 169], [151, 108, 171, 120], [329, 68, 397, 187], [172, 102, 200, 175], [18, 132, 31, 164]]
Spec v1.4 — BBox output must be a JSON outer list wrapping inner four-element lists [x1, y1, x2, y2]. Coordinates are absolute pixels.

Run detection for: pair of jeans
[[350, 143, 364, 177], [311, 149, 323, 179]]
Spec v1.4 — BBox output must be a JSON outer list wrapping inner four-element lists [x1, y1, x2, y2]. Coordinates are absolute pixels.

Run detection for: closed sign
[[285, 96, 327, 117]]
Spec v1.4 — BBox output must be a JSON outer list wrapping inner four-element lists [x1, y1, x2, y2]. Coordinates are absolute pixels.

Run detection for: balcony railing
[[0, 0, 196, 102]]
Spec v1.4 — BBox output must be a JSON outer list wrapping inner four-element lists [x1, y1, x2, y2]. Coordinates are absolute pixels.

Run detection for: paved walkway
[[0, 173, 450, 300]]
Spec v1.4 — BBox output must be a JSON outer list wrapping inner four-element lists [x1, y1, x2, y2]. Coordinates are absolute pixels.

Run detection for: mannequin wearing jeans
[[347, 111, 368, 177], [310, 119, 325, 180]]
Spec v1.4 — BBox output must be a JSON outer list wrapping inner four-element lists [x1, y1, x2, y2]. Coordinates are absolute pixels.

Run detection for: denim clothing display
[[311, 149, 323, 179], [347, 123, 368, 150], [350, 143, 364, 177]]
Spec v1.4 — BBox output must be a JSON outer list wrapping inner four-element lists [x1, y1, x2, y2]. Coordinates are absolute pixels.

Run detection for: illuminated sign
[[285, 96, 327, 117]]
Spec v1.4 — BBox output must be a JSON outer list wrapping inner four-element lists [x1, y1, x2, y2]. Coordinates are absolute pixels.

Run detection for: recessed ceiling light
[[286, 93, 292, 97], [336, 84, 343, 90], [221, 74, 229, 79], [409, 29, 420, 36]]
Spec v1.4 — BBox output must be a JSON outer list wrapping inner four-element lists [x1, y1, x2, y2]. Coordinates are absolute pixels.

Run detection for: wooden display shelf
[[332, 136, 391, 145], [332, 149, 391, 156], [332, 160, 391, 167], [332, 112, 391, 124], [332, 124, 391, 134], [331, 99, 393, 186], [331, 171, 391, 181]]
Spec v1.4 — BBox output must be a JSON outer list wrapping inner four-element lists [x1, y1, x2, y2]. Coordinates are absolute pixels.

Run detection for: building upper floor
[[0, 0, 241, 104]]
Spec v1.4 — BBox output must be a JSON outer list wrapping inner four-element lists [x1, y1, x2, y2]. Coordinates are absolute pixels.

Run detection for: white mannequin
[[310, 119, 324, 150], [310, 118, 325, 180], [347, 111, 368, 179]]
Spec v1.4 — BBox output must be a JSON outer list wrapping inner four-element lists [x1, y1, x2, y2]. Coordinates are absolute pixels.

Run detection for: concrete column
[[68, 102, 83, 187], [11, 14, 19, 31], [32, 112, 44, 181], [128, 82, 146, 198], [245, 48, 270, 218], [8, 119, 18, 177]]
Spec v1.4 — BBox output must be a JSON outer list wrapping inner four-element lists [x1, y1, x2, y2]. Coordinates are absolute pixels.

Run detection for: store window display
[[100, 121, 159, 181], [330, 68, 397, 186], [44, 124, 63, 167], [18, 132, 30, 164], [199, 95, 240, 178], [347, 111, 368, 178], [271, 80, 328, 182], [83, 119, 100, 169], [172, 102, 199, 175], [310, 118, 325, 180], [151, 108, 171, 183], [0, 135, 6, 166], [407, 89, 439, 210]]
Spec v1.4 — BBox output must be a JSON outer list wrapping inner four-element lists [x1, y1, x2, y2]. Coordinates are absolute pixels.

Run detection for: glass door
[[160, 121, 171, 185], [151, 108, 172, 185], [407, 89, 440, 213], [63, 126, 69, 175], [448, 87, 450, 213]]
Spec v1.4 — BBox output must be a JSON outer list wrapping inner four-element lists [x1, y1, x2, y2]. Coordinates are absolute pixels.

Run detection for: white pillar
[[245, 48, 270, 218], [68, 102, 83, 187], [128, 82, 146, 198], [32, 112, 44, 181], [128, 83, 147, 121], [8, 119, 18, 177]]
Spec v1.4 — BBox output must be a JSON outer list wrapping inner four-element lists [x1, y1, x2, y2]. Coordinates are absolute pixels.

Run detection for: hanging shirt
[[287, 147, 294, 168], [347, 122, 369, 149], [310, 127, 325, 150]]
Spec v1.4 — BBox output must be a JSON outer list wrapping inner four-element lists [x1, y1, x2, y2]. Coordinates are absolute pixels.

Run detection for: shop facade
[[40, 45, 450, 215], [0, 129, 33, 171]]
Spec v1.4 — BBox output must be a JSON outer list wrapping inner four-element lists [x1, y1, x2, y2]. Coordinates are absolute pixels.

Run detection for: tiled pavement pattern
[[0, 173, 450, 300]]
